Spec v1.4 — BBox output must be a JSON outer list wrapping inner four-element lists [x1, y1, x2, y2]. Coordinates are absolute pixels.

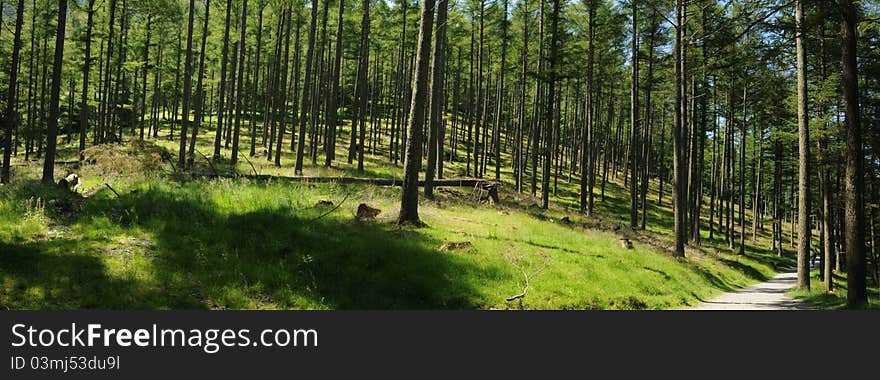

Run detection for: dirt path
[[692, 271, 813, 310]]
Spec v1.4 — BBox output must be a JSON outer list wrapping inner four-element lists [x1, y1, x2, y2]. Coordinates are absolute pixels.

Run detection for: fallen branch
[[237, 152, 259, 176], [195, 149, 219, 177], [506, 265, 531, 302], [202, 174, 498, 189], [505, 252, 550, 302], [103, 182, 121, 198], [309, 191, 351, 222]]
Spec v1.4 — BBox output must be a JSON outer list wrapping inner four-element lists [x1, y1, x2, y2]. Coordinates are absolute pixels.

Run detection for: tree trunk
[[77, 0, 95, 159], [629, 0, 639, 229], [795, 0, 811, 288], [671, 0, 685, 256], [425, 0, 448, 198], [295, 0, 319, 175], [187, 0, 210, 168], [580, 0, 595, 215], [213, 0, 234, 159], [41, 0, 68, 184], [177, 0, 196, 170], [323, 0, 345, 167], [1, 0, 24, 183], [840, 0, 867, 308], [249, 4, 265, 157], [354, 0, 371, 172], [229, 0, 248, 166], [275, 8, 293, 166], [398, 0, 436, 225]]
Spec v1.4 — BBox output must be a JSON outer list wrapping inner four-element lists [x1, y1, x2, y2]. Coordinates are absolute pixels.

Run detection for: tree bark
[[795, 0, 811, 288], [324, 0, 345, 167], [840, 0, 867, 308], [1, 0, 24, 183], [295, 0, 319, 175], [229, 0, 248, 166], [629, 0, 639, 229], [398, 0, 436, 225], [41, 0, 68, 184], [177, 0, 196, 170], [425, 0, 448, 198], [672, 0, 685, 256]]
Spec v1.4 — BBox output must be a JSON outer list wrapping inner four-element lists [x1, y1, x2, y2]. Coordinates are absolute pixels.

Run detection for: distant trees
[[0, 1, 877, 306]]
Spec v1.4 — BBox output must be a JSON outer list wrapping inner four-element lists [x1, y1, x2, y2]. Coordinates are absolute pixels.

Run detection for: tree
[[177, 0, 196, 170], [425, 0, 448, 198], [840, 0, 867, 308], [213, 0, 234, 159], [541, 0, 561, 210], [671, 0, 685, 257], [295, 0, 319, 175], [795, 0, 810, 289], [353, 0, 370, 172], [629, 0, 639, 229], [398, 0, 435, 225], [229, 0, 249, 165], [324, 0, 345, 167], [41, 0, 69, 184], [1, 0, 24, 184], [187, 0, 211, 168], [78, 0, 96, 159]]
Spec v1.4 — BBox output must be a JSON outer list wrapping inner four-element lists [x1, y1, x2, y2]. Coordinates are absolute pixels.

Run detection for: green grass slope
[[1, 120, 797, 310]]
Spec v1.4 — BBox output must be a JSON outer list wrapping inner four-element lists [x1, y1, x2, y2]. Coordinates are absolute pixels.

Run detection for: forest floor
[[3, 117, 870, 309]]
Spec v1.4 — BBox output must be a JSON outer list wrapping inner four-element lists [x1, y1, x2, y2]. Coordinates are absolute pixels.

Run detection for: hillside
[[0, 128, 794, 310]]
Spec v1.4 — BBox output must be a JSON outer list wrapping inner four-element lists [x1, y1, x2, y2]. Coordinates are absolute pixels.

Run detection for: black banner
[[1, 311, 877, 378]]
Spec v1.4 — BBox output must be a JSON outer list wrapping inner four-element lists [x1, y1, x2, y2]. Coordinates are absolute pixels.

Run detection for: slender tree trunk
[[672, 0, 685, 256], [140, 14, 152, 141], [229, 0, 248, 165], [274, 8, 293, 166], [629, 0, 639, 229], [515, 1, 529, 193], [41, 0, 67, 184], [295, 0, 319, 174], [1, 0, 24, 183], [187, 0, 210, 168], [540, 0, 560, 210], [398, 0, 436, 225], [323, 0, 345, 167], [580, 0, 595, 215], [213, 0, 233, 159], [425, 0, 448, 198], [76, 0, 95, 160], [249, 4, 265, 157], [354, 0, 370, 172], [177, 0, 196, 169], [795, 0, 811, 288], [739, 83, 747, 256]]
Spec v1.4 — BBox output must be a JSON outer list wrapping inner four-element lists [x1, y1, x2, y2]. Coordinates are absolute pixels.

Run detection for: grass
[[787, 270, 880, 310], [0, 117, 803, 310]]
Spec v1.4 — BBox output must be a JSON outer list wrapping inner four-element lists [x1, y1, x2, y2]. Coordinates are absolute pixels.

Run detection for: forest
[[0, 0, 878, 310]]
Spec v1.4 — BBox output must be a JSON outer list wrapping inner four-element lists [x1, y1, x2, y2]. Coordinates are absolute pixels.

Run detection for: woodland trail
[[691, 271, 813, 310]]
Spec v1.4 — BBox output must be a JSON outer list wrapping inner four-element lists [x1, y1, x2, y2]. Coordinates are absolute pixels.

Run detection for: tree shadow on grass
[[0, 241, 178, 309], [72, 184, 494, 309]]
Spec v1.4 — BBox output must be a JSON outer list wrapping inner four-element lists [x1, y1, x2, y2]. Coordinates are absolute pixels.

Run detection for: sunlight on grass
[[0, 119, 806, 310]]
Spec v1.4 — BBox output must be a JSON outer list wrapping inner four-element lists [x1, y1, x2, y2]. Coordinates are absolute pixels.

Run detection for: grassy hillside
[[1, 122, 798, 310]]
